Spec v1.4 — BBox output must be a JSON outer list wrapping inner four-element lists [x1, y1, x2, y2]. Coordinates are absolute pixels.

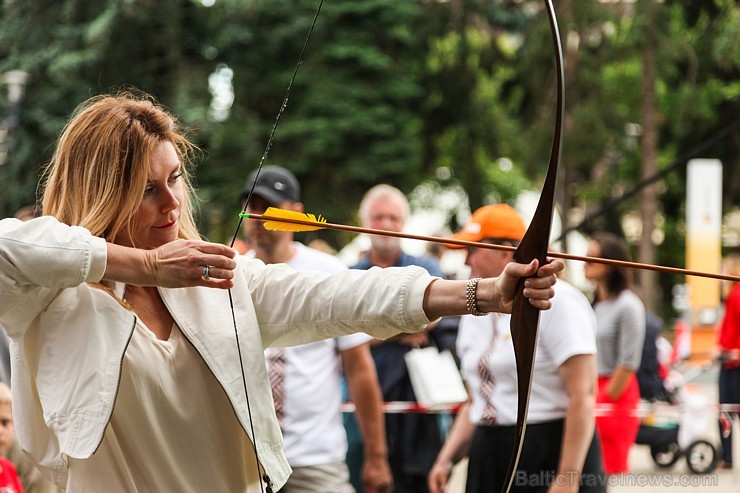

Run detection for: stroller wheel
[[686, 440, 717, 474], [651, 442, 681, 468]]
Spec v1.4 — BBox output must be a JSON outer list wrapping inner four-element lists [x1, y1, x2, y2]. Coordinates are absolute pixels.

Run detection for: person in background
[[0, 383, 24, 493], [233, 233, 252, 256], [0, 90, 562, 492], [424, 239, 448, 277], [584, 232, 645, 475], [349, 184, 451, 493], [0, 383, 15, 463], [716, 253, 740, 470], [306, 238, 336, 256], [428, 204, 604, 493], [636, 312, 667, 403], [0, 456, 22, 493], [12, 206, 39, 222], [242, 165, 392, 493]]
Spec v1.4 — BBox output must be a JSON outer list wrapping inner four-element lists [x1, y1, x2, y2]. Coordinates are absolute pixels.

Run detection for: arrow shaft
[[245, 212, 740, 283]]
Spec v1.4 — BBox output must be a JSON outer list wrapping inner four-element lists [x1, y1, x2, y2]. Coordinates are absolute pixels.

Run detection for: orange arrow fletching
[[259, 207, 327, 232]]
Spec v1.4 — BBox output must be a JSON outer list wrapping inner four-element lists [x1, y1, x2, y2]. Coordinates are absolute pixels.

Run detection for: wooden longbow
[[503, 1, 563, 491]]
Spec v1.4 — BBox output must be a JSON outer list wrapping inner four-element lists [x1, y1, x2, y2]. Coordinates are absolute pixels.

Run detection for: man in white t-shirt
[[428, 204, 605, 493], [242, 166, 392, 493]]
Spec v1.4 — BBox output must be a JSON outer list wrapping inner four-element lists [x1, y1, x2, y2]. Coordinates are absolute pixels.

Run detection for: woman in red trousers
[[585, 233, 646, 474]]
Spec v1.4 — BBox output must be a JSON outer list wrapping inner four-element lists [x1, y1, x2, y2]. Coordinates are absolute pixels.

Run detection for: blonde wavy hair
[[40, 91, 201, 303], [41, 90, 200, 244]]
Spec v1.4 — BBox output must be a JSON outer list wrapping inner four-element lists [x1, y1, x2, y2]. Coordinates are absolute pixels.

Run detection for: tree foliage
[[0, 0, 738, 315]]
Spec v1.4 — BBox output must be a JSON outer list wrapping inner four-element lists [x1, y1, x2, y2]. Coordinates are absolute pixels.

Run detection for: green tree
[[0, 0, 213, 218], [1, 0, 737, 322], [198, 0, 428, 244]]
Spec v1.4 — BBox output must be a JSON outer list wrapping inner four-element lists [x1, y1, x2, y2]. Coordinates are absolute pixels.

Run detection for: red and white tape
[[340, 401, 740, 417]]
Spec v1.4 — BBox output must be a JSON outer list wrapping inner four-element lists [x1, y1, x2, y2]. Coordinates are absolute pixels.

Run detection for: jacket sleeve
[[0, 216, 107, 334], [240, 258, 434, 348]]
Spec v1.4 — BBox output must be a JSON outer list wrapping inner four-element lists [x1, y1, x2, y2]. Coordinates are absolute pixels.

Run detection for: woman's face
[[116, 141, 184, 249], [584, 240, 608, 282]]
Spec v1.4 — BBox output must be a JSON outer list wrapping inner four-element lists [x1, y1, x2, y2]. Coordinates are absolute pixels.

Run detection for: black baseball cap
[[241, 165, 300, 205]]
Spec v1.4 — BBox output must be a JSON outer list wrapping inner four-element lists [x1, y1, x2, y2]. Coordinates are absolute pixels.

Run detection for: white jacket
[[0, 217, 433, 489]]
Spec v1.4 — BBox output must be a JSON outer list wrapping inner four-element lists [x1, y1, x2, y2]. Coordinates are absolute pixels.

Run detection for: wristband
[[466, 278, 488, 316]]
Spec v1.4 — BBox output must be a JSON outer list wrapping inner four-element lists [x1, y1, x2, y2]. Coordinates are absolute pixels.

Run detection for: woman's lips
[[154, 220, 177, 229]]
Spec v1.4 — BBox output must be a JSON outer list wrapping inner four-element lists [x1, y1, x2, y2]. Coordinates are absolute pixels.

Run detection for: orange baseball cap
[[448, 204, 526, 248]]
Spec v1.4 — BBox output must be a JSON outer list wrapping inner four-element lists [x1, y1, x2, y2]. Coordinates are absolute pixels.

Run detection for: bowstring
[[230, 0, 325, 246], [225, 1, 325, 491]]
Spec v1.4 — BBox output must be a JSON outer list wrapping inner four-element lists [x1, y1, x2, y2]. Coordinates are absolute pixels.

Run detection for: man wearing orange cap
[[428, 204, 605, 493], [449, 204, 530, 245]]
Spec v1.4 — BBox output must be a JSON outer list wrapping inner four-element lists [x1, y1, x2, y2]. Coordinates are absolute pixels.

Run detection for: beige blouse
[[67, 321, 263, 492]]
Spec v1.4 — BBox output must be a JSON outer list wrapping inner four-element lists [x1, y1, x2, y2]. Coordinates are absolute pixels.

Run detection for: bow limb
[[501, 1, 564, 492]]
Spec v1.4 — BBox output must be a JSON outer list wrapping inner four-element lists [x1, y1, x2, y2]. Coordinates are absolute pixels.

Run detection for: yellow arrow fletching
[[262, 207, 327, 232]]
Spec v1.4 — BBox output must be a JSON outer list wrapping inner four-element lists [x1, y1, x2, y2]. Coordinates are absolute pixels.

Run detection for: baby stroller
[[635, 364, 718, 474]]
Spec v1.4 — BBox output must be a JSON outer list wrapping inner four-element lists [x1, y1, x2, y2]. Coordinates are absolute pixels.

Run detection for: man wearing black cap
[[241, 166, 393, 493], [240, 165, 302, 260], [243, 166, 302, 211]]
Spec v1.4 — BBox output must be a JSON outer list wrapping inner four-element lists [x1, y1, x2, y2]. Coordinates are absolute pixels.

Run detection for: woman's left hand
[[478, 258, 564, 314]]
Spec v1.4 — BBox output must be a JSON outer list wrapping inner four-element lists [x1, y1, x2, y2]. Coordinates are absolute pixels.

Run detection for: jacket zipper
[[158, 291, 272, 489], [91, 315, 137, 455]]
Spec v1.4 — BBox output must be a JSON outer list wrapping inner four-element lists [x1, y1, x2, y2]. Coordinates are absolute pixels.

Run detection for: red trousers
[[595, 375, 640, 474]]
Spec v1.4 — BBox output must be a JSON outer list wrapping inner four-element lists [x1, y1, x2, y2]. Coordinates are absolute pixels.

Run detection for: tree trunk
[[558, 0, 578, 254], [638, 0, 660, 312]]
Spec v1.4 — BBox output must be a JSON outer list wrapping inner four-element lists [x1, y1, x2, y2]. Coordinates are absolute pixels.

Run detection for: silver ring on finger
[[202, 265, 211, 280]]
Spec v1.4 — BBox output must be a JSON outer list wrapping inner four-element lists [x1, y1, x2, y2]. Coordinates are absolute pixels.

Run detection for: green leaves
[[0, 0, 736, 275]]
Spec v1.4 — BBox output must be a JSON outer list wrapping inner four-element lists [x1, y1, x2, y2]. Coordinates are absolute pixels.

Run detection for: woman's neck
[[595, 283, 612, 302]]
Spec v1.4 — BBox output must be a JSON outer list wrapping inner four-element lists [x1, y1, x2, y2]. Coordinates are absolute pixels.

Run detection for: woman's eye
[[170, 172, 183, 183], [144, 186, 155, 196]]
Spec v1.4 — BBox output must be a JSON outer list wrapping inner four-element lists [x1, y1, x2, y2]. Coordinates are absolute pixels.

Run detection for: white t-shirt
[[251, 243, 372, 467], [457, 280, 597, 426], [68, 321, 262, 493]]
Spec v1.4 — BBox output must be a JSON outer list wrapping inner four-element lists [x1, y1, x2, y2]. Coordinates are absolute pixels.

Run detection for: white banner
[[686, 159, 722, 329]]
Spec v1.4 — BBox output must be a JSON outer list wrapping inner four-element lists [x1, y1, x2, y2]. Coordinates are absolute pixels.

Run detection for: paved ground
[[608, 445, 738, 493], [444, 363, 740, 492]]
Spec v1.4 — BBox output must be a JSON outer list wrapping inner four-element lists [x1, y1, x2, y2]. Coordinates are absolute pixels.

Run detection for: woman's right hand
[[105, 239, 238, 289], [147, 240, 238, 289], [428, 460, 452, 493]]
